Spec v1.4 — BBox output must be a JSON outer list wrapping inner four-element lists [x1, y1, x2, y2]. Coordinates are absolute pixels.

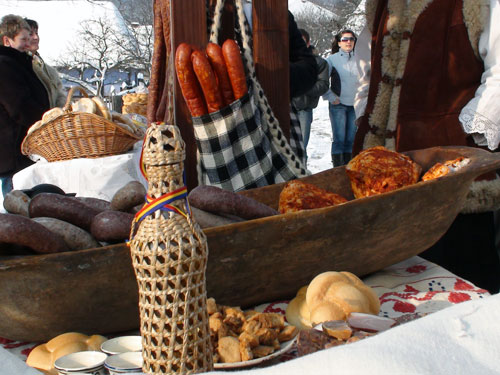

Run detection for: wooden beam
[[252, 0, 290, 139], [171, 0, 207, 190]]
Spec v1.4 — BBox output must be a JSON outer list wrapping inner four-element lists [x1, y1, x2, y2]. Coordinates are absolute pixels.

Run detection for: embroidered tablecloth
[[0, 255, 490, 371]]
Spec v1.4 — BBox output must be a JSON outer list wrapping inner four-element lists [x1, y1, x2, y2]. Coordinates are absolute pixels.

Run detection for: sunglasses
[[340, 37, 355, 42]]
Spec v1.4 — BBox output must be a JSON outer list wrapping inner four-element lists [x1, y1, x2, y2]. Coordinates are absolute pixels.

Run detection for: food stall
[[1, 0, 500, 374]]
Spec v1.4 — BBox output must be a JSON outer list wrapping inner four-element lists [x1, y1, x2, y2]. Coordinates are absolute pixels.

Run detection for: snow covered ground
[[304, 98, 333, 174]]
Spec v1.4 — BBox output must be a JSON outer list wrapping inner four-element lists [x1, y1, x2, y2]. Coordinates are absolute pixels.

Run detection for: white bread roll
[[305, 271, 380, 325], [71, 98, 96, 114], [285, 286, 313, 330], [26, 332, 107, 374]]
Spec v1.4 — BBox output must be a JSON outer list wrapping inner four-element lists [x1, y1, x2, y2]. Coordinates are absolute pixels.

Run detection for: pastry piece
[[278, 180, 348, 214], [278, 324, 299, 342], [217, 336, 241, 363], [346, 146, 422, 198], [421, 157, 470, 181]]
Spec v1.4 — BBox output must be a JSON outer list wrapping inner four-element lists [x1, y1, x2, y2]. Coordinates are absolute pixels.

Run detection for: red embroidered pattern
[[406, 265, 427, 274]]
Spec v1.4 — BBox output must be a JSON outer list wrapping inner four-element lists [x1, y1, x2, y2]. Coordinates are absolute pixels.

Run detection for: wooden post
[[171, 0, 207, 190], [252, 0, 290, 139]]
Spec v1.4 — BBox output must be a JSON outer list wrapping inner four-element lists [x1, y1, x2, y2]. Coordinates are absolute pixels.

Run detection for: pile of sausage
[[175, 40, 248, 117]]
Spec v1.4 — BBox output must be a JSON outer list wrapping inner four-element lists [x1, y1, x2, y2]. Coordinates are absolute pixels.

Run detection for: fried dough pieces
[[207, 298, 298, 364]]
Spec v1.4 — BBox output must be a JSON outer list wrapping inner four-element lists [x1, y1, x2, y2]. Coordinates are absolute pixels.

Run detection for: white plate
[[54, 350, 107, 372], [213, 338, 295, 369], [105, 351, 143, 371], [101, 336, 142, 355]]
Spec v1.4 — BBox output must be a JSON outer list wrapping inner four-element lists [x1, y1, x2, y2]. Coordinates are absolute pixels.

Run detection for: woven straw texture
[[129, 123, 213, 374], [21, 86, 141, 162]]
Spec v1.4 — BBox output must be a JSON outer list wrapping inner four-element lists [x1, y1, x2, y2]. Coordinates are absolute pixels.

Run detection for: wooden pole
[[252, 0, 290, 139], [171, 0, 207, 190]]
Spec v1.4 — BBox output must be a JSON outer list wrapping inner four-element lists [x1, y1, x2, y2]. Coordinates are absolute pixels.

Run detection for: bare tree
[[293, 0, 364, 56], [56, 17, 131, 96]]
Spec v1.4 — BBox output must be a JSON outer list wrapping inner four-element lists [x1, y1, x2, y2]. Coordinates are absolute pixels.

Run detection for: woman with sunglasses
[[322, 30, 361, 167]]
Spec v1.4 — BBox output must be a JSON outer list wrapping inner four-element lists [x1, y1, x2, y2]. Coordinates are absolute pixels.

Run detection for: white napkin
[[205, 293, 500, 375], [0, 347, 42, 374]]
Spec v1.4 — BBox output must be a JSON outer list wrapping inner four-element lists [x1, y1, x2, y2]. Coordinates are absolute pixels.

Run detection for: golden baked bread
[[71, 98, 96, 114], [421, 157, 470, 181], [285, 285, 312, 330], [122, 93, 148, 116], [26, 332, 107, 374], [345, 146, 422, 199], [306, 271, 380, 325], [41, 107, 64, 124], [278, 180, 348, 214], [286, 271, 380, 328], [92, 96, 111, 120]]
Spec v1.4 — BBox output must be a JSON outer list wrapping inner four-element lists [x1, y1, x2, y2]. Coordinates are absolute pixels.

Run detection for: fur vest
[[355, 0, 498, 213], [32, 54, 66, 108]]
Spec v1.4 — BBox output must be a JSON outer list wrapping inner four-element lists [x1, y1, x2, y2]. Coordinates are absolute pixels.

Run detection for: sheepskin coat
[[354, 0, 500, 213]]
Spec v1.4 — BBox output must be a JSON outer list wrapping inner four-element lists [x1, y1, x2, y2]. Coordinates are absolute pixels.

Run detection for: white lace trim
[[459, 108, 500, 151]]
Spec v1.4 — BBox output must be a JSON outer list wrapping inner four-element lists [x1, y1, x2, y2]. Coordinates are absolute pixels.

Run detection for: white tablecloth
[[12, 142, 146, 202], [1, 256, 495, 374]]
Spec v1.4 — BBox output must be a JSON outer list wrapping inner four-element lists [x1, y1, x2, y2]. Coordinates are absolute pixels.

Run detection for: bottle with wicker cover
[[129, 123, 213, 374]]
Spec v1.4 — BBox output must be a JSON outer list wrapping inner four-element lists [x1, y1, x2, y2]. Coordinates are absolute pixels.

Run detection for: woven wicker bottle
[[129, 123, 213, 374]]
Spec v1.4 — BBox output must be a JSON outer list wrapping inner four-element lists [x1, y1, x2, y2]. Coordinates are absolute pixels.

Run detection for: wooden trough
[[1, 146, 499, 342]]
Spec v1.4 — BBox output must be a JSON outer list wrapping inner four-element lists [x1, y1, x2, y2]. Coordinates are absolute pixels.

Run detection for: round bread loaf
[[71, 98, 96, 114], [305, 271, 380, 325], [41, 107, 64, 123]]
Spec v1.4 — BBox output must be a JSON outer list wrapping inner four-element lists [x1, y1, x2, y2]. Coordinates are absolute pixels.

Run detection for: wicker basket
[[21, 86, 142, 162]]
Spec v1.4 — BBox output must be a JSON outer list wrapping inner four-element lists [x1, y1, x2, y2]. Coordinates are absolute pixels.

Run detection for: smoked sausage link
[[175, 43, 208, 117], [29, 193, 104, 231], [222, 39, 248, 99], [0, 213, 68, 254], [206, 42, 235, 106], [191, 49, 224, 113], [188, 185, 278, 220]]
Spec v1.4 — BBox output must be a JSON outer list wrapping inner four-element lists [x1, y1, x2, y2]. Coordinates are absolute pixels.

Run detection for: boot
[[343, 152, 352, 165], [332, 153, 343, 168]]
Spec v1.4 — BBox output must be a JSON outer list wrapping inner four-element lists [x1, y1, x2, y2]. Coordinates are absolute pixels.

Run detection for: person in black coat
[[0, 15, 50, 197]]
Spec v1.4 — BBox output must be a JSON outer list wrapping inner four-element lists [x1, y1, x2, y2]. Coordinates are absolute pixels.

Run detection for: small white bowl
[[101, 336, 142, 355], [54, 350, 107, 374], [104, 351, 143, 374]]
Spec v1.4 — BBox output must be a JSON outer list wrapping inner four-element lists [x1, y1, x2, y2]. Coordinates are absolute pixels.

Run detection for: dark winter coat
[[289, 12, 318, 98], [0, 46, 49, 175], [292, 54, 329, 111]]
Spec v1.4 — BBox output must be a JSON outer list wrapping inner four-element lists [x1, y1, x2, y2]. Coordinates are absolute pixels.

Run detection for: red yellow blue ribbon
[[133, 186, 189, 225]]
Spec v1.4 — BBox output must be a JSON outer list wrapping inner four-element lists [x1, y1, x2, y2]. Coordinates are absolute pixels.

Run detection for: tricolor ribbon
[[133, 186, 190, 226]]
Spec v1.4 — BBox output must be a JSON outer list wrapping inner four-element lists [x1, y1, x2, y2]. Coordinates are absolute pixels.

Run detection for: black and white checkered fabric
[[193, 91, 302, 192], [289, 107, 306, 165]]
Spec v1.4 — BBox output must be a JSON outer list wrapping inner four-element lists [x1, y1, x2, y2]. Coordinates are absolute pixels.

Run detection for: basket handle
[[63, 86, 90, 111]]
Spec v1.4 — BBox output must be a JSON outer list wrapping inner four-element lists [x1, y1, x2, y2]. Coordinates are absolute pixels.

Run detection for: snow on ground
[[305, 98, 333, 174]]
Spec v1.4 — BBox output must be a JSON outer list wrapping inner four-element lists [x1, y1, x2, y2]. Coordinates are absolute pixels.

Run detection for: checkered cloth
[[193, 90, 305, 192]]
